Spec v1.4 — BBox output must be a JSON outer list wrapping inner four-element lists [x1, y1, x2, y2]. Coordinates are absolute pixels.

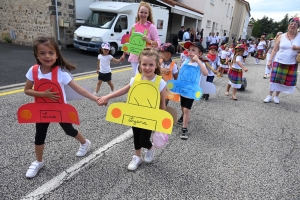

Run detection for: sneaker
[[263, 75, 267, 79], [263, 95, 272, 103], [93, 92, 98, 96], [26, 161, 44, 178], [205, 94, 209, 101], [180, 128, 189, 140], [109, 90, 114, 94], [144, 148, 155, 163], [274, 96, 280, 104], [127, 155, 142, 171], [177, 114, 183, 125], [76, 139, 91, 157]]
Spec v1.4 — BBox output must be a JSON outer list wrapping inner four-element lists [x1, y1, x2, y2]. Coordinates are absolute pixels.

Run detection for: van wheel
[[110, 43, 118, 56]]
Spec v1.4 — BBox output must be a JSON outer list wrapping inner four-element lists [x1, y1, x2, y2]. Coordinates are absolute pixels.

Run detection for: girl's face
[[36, 43, 57, 68], [138, 6, 149, 22], [188, 45, 202, 58], [140, 55, 157, 79], [102, 49, 109, 55]]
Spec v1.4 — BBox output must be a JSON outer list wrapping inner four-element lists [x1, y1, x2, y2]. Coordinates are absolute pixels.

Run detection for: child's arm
[[24, 79, 60, 100], [68, 80, 98, 101], [173, 72, 178, 80], [192, 55, 208, 76], [97, 59, 100, 73], [98, 84, 130, 106], [111, 57, 123, 63], [159, 86, 167, 111], [237, 61, 248, 72]]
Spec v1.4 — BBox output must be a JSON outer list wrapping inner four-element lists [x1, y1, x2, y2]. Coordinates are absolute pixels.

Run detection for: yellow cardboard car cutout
[[106, 74, 174, 134]]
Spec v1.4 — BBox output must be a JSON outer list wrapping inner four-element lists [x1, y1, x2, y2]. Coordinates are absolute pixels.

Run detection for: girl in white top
[[264, 18, 300, 104], [93, 42, 123, 95], [24, 37, 100, 178], [219, 45, 231, 77], [255, 37, 267, 64], [225, 45, 248, 100], [98, 48, 167, 171]]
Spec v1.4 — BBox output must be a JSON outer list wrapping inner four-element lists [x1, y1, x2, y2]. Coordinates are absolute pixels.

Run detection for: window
[[207, 20, 211, 28], [85, 11, 117, 29], [215, 23, 218, 30], [230, 6, 233, 18], [115, 15, 128, 30], [210, 0, 214, 5]]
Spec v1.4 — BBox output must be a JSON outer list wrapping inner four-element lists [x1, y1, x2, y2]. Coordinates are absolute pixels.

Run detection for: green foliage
[[3, 36, 12, 43], [251, 13, 297, 38]]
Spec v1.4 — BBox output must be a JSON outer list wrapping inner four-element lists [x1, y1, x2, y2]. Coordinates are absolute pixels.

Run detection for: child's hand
[[96, 69, 99, 74], [191, 54, 200, 62], [244, 67, 248, 72], [119, 57, 124, 62], [161, 68, 171, 74], [44, 88, 60, 101], [97, 96, 108, 106]]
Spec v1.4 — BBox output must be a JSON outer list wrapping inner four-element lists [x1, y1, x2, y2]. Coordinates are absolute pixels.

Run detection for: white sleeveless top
[[274, 33, 300, 64]]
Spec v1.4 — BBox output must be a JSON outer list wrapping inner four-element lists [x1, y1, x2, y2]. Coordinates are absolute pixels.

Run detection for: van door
[[110, 15, 129, 54]]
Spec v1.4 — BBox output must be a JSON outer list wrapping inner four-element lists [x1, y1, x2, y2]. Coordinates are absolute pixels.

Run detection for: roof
[[158, 0, 204, 15], [238, 0, 251, 13]]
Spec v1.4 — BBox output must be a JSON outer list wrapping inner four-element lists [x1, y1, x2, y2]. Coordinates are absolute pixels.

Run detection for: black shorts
[[243, 55, 247, 59], [98, 72, 112, 82], [180, 95, 194, 110]]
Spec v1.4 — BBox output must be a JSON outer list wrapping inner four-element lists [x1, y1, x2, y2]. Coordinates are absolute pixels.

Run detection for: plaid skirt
[[228, 68, 243, 84], [270, 62, 298, 86], [255, 49, 263, 59]]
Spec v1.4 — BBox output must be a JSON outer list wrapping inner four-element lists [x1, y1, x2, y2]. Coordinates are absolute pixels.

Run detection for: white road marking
[[21, 129, 133, 200]]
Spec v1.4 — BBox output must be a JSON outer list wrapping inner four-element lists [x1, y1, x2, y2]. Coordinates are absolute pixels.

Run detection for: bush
[[3, 35, 12, 43]]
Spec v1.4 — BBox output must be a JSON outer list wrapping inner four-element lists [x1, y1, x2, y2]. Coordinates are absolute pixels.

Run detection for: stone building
[[0, 0, 76, 47]]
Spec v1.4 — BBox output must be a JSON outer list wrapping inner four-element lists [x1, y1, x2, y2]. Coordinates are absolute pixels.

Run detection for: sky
[[248, 0, 300, 22]]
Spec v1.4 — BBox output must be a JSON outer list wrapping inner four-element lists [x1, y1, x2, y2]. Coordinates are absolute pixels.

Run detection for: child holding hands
[[98, 48, 167, 171], [93, 42, 123, 96]]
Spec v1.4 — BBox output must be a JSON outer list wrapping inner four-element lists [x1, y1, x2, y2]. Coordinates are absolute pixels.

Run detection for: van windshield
[[84, 12, 117, 29]]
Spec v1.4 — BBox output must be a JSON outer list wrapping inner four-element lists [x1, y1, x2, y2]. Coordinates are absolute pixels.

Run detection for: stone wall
[[0, 0, 76, 46]]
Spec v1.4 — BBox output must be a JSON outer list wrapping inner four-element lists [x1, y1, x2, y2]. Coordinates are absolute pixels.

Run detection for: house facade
[[229, 0, 251, 40], [0, 0, 250, 47]]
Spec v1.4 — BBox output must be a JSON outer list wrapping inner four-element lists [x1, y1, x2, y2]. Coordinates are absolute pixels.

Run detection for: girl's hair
[[98, 47, 112, 55], [33, 37, 76, 71], [233, 48, 244, 63], [138, 48, 161, 75], [136, 1, 154, 24]]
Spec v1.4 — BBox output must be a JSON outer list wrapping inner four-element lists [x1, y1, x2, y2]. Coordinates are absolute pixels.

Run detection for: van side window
[[116, 15, 128, 30]]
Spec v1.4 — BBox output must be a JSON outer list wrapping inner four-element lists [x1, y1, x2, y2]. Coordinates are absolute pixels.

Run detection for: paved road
[[1, 42, 300, 199], [0, 42, 131, 87]]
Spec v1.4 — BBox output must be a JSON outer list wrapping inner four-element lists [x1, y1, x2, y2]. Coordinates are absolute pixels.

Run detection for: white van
[[73, 1, 169, 55]]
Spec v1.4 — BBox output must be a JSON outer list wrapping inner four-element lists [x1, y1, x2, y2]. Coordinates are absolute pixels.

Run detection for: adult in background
[[263, 32, 283, 79], [120, 1, 160, 75], [210, 32, 218, 46], [183, 28, 191, 41], [190, 27, 196, 42], [264, 17, 300, 104], [216, 32, 221, 46], [200, 28, 204, 42], [206, 32, 211, 51], [177, 26, 185, 54], [255, 35, 267, 64], [222, 33, 227, 44]]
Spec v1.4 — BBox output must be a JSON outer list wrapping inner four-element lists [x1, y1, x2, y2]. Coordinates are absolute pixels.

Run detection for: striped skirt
[[228, 68, 243, 88], [270, 62, 297, 86], [255, 49, 264, 59]]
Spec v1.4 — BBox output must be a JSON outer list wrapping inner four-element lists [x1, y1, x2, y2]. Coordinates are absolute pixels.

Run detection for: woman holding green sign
[[120, 1, 160, 75]]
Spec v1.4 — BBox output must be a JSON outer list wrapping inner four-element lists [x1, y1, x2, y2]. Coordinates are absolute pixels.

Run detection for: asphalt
[[0, 42, 300, 199]]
